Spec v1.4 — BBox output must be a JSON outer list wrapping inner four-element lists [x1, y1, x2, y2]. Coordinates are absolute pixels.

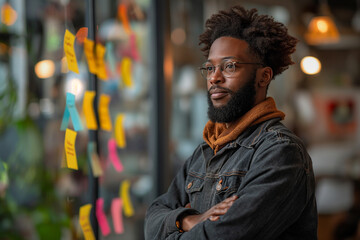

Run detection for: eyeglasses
[[199, 59, 263, 80]]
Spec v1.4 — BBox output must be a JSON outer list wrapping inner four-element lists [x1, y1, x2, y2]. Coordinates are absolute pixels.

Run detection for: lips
[[209, 88, 230, 100]]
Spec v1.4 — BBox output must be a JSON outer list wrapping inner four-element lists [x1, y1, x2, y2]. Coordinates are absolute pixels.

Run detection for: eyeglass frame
[[198, 59, 264, 80]]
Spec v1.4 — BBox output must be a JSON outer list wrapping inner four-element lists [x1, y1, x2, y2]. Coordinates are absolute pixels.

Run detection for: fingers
[[207, 195, 238, 221], [209, 216, 220, 221], [222, 195, 238, 203]]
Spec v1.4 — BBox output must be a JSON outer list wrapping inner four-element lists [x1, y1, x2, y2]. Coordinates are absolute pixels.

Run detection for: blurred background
[[0, 0, 360, 239]]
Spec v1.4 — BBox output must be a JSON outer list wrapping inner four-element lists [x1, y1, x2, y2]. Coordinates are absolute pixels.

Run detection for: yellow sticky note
[[96, 43, 107, 81], [83, 91, 98, 130], [91, 152, 103, 177], [115, 114, 126, 148], [84, 38, 97, 75], [64, 128, 78, 170], [98, 94, 112, 131], [63, 29, 79, 74], [121, 57, 133, 87], [79, 204, 96, 240], [120, 180, 134, 217]]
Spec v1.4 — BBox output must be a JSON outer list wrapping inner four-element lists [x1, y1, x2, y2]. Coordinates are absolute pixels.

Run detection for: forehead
[[208, 36, 251, 62]]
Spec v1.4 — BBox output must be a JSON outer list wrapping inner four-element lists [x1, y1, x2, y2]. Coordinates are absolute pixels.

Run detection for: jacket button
[[187, 182, 193, 189], [216, 179, 223, 191]]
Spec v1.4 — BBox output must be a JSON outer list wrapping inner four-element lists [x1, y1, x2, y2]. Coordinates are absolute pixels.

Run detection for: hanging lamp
[[305, 0, 340, 45]]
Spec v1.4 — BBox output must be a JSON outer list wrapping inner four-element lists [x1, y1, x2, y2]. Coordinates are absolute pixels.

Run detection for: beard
[[207, 71, 256, 123]]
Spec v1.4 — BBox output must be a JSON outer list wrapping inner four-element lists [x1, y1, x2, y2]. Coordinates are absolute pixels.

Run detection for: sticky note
[[60, 92, 84, 131], [84, 38, 97, 75], [130, 33, 140, 61], [96, 43, 108, 81], [96, 198, 111, 236], [121, 57, 133, 87], [118, 4, 132, 34], [64, 128, 78, 170], [87, 142, 103, 177], [63, 29, 79, 74], [115, 114, 126, 148], [79, 204, 96, 240], [111, 198, 124, 234], [76, 27, 88, 45], [98, 94, 112, 131], [106, 42, 116, 75], [108, 139, 124, 172], [83, 91, 98, 130], [120, 180, 134, 217]]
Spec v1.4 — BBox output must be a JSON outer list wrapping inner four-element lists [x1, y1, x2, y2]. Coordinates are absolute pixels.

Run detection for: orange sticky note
[[115, 114, 126, 148], [64, 128, 78, 170], [83, 91, 98, 130], [79, 204, 96, 240], [118, 4, 132, 34], [96, 43, 108, 81], [84, 38, 97, 75], [121, 57, 133, 87], [63, 29, 79, 74], [98, 94, 112, 131], [120, 180, 134, 217], [76, 27, 88, 45]]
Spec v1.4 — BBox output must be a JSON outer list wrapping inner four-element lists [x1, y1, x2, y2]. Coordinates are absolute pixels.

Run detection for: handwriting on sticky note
[[96, 43, 108, 81], [98, 94, 112, 131], [108, 139, 124, 172], [96, 198, 111, 236], [79, 204, 96, 240], [121, 57, 133, 87], [115, 114, 126, 148], [84, 38, 97, 75], [111, 198, 124, 234], [87, 142, 103, 177], [83, 91, 98, 130], [64, 128, 78, 170], [120, 180, 134, 217], [63, 29, 79, 74], [60, 92, 83, 131], [118, 4, 132, 34]]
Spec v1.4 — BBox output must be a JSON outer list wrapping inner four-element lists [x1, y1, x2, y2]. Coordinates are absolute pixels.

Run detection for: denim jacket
[[145, 118, 318, 240]]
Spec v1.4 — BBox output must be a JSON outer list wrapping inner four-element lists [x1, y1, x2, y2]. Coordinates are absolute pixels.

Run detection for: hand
[[181, 195, 238, 232]]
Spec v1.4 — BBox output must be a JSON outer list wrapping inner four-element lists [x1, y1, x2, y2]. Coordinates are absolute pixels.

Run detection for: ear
[[258, 67, 273, 87]]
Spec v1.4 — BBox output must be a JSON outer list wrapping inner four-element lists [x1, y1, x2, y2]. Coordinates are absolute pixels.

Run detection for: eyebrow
[[206, 56, 242, 63]]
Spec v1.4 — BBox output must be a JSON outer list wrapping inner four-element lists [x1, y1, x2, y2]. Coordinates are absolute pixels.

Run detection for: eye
[[224, 62, 235, 70], [205, 65, 215, 72]]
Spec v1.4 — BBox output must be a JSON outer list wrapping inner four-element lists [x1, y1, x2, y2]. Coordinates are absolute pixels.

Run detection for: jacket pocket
[[215, 172, 246, 202], [185, 174, 204, 210]]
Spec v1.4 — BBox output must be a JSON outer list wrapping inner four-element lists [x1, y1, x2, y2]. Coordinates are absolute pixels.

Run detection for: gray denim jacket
[[145, 118, 318, 240]]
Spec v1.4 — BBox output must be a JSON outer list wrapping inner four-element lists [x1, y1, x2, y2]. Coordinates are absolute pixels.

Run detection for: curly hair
[[199, 6, 298, 78]]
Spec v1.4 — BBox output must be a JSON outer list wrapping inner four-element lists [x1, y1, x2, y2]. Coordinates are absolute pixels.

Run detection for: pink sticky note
[[95, 198, 111, 236], [130, 33, 140, 62], [108, 139, 124, 172], [111, 198, 124, 234]]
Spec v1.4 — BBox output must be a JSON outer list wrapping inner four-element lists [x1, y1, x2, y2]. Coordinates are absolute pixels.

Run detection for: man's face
[[206, 36, 261, 123]]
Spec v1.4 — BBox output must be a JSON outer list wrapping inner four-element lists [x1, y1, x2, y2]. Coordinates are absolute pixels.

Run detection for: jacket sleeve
[[144, 151, 200, 240], [176, 142, 316, 240]]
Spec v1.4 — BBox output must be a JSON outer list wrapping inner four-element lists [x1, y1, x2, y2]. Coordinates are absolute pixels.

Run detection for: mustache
[[208, 86, 234, 94]]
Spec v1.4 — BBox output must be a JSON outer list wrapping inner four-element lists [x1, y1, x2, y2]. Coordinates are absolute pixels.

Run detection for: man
[[145, 5, 318, 240]]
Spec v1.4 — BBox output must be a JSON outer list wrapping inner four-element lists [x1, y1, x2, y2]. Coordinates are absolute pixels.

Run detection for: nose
[[208, 66, 225, 85]]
